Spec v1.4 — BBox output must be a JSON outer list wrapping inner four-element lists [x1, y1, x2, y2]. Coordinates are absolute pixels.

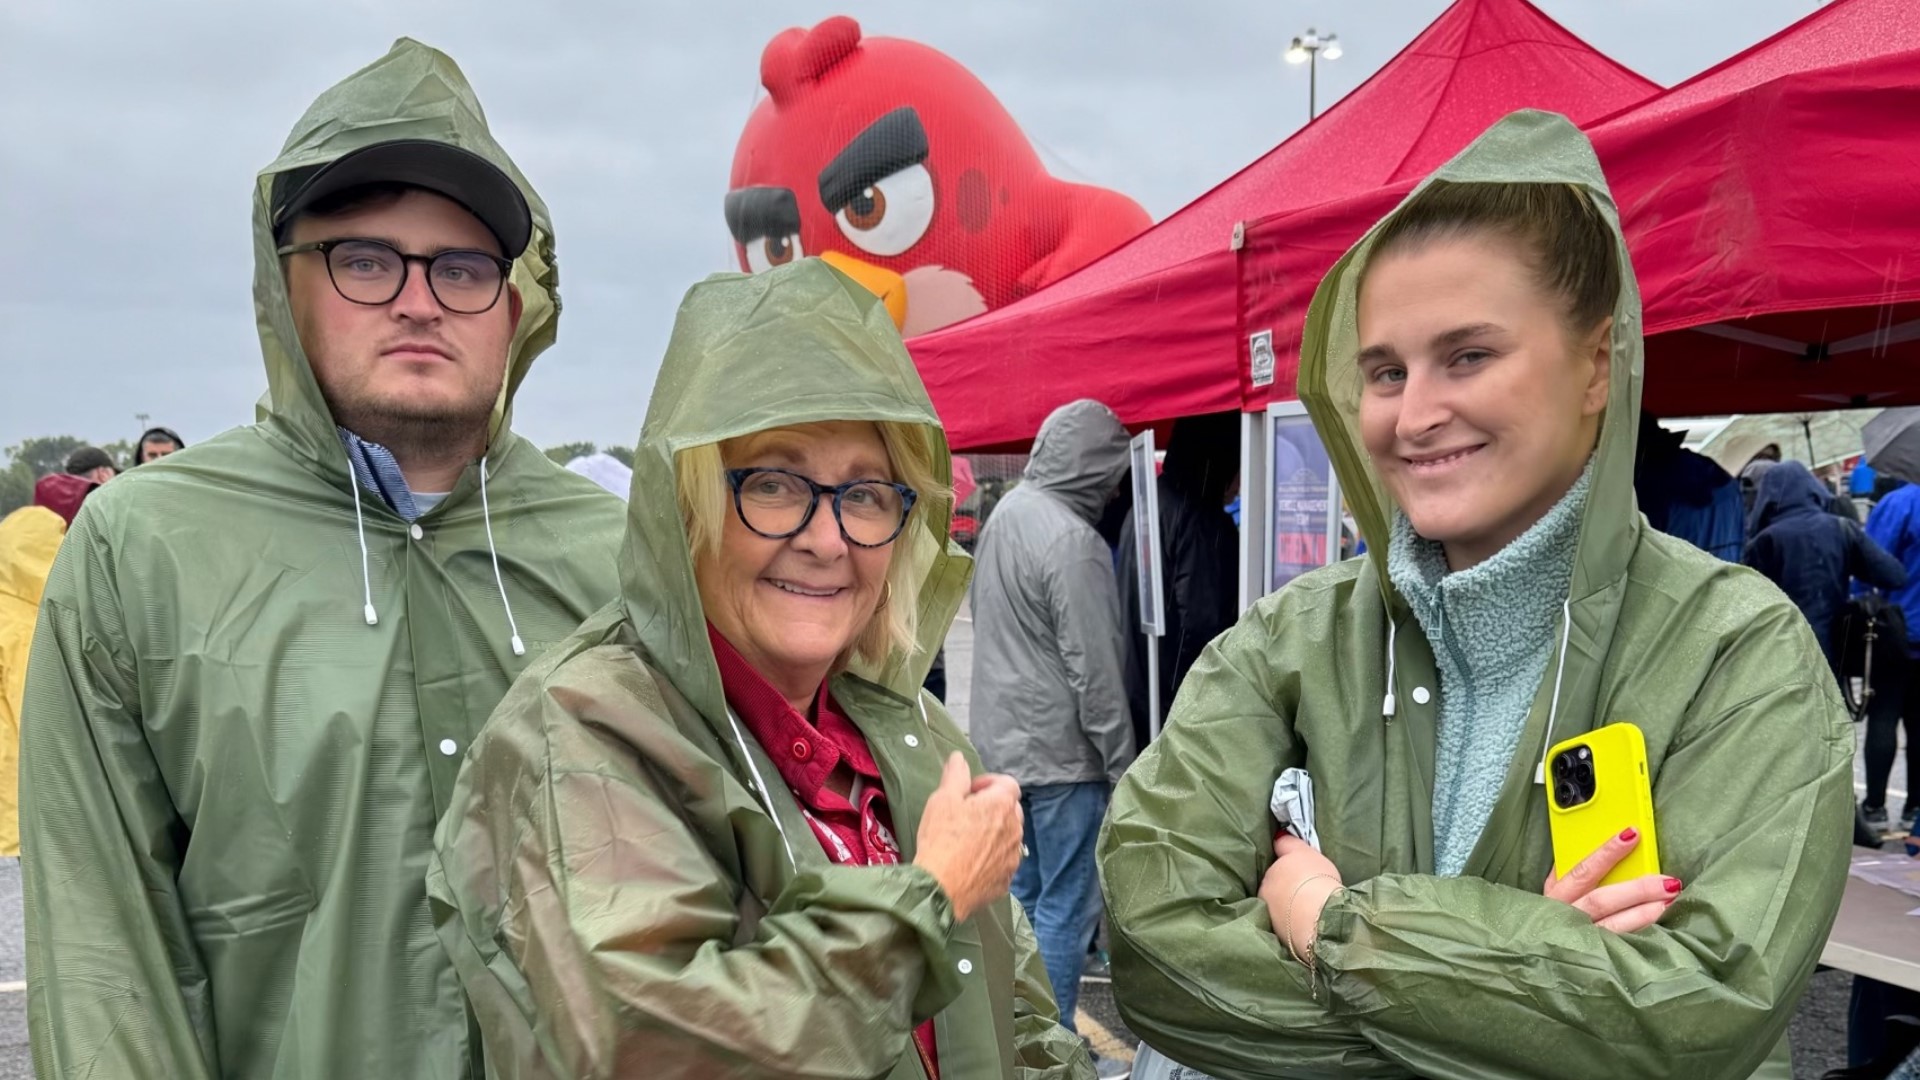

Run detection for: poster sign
[[1267, 403, 1341, 594], [1130, 430, 1164, 636]]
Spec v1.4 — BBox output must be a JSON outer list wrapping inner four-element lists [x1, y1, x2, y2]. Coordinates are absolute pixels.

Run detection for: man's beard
[[327, 383, 497, 466]]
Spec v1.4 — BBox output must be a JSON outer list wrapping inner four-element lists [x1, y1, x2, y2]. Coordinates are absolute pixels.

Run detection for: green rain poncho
[[20, 39, 625, 1079], [1097, 112, 1851, 1080], [428, 259, 1093, 1080]]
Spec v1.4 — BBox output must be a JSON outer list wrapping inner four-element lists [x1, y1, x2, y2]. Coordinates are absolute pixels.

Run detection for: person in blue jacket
[[1636, 415, 1744, 560], [1746, 462, 1906, 669], [1864, 479, 1920, 834]]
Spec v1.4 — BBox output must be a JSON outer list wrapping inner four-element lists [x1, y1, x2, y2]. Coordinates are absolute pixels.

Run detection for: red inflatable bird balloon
[[727, 16, 1151, 335]]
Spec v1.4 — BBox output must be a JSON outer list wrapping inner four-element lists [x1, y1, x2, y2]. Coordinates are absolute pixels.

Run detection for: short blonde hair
[[677, 421, 948, 666]]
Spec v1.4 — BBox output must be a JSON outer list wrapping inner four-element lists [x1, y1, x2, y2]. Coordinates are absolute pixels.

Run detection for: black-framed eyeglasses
[[276, 238, 511, 315], [726, 468, 918, 548]]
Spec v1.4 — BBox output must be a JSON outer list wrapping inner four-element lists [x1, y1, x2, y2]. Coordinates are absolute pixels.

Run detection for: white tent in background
[[566, 453, 632, 499]]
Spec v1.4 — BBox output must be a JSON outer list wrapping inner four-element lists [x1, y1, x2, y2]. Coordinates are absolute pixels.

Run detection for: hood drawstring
[[726, 708, 799, 870], [1382, 591, 1576, 780], [1534, 598, 1576, 785], [345, 448, 524, 660], [346, 447, 379, 627], [1382, 602, 1399, 720], [479, 458, 527, 657]]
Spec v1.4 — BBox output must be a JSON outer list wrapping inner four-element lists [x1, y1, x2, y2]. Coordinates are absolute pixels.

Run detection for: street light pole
[[1285, 27, 1343, 121]]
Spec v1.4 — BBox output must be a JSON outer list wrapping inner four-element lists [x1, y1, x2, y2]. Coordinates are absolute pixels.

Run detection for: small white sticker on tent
[[1250, 330, 1277, 388]]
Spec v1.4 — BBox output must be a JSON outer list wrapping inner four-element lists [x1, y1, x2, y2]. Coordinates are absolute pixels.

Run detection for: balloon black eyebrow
[[723, 186, 801, 244], [818, 107, 930, 214]]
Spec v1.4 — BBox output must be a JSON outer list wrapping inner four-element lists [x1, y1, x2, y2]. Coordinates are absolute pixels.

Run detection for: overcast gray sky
[[0, 0, 1820, 453]]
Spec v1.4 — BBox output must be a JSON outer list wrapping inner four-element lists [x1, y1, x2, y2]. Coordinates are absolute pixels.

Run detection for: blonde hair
[[677, 421, 948, 667]]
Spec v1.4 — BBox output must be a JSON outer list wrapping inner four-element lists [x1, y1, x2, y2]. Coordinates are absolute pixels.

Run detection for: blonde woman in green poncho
[[431, 258, 1093, 1080]]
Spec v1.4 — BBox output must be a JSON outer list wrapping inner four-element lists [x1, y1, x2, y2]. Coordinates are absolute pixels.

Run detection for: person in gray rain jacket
[[969, 398, 1136, 1038]]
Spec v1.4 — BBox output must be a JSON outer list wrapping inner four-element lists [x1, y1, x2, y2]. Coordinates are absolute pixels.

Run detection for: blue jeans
[[1011, 780, 1108, 1033]]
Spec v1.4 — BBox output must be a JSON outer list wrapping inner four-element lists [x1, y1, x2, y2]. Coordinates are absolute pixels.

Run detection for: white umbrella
[[1696, 409, 1879, 474]]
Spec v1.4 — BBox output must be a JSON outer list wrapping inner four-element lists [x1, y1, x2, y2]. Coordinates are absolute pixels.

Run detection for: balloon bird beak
[[820, 251, 908, 330]]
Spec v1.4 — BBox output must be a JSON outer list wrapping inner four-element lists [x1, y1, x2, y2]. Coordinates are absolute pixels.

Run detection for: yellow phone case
[[1545, 722, 1660, 887]]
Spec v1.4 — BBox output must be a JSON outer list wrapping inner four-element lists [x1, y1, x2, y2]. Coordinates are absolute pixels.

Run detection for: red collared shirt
[[709, 627, 939, 1079]]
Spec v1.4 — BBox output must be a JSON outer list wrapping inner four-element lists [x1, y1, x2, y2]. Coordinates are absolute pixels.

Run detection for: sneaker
[[1864, 803, 1891, 835], [1091, 1052, 1132, 1080], [1901, 805, 1918, 835], [1083, 949, 1112, 982]]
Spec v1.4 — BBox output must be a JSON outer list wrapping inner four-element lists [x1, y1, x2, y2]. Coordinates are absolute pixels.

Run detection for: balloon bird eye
[[834, 163, 934, 257], [745, 232, 805, 274], [845, 187, 886, 230]]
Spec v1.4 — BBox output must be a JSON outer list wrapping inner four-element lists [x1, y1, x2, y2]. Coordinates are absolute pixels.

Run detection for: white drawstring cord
[[1382, 604, 1399, 719], [345, 449, 378, 626], [478, 458, 526, 657], [1535, 598, 1575, 784], [727, 708, 798, 869]]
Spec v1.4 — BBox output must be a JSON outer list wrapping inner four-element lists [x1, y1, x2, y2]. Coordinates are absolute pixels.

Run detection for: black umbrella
[[1863, 406, 1920, 484]]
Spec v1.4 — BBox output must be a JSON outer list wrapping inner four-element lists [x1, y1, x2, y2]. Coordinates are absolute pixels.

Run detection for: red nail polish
[[1664, 878, 1683, 894], [1619, 828, 1638, 842]]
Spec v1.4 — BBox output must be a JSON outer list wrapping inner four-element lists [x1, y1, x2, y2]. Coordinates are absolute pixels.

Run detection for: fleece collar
[[1389, 462, 1593, 670]]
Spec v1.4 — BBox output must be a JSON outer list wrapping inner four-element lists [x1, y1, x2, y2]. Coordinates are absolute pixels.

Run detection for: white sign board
[[1130, 430, 1165, 636]]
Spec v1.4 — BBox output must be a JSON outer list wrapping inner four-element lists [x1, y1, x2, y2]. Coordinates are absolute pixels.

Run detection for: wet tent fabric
[[1239, 0, 1920, 417], [1589, 0, 1920, 417], [906, 0, 1658, 450]]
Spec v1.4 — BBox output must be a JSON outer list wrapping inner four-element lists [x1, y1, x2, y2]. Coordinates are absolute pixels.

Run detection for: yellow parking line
[[1077, 1008, 1134, 1063]]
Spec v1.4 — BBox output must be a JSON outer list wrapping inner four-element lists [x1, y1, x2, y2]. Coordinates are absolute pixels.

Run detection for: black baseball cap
[[270, 140, 532, 258], [64, 446, 118, 476]]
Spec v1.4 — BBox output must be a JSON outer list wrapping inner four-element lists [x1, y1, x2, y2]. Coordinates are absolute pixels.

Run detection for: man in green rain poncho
[[19, 39, 624, 1080], [1100, 112, 1851, 1080]]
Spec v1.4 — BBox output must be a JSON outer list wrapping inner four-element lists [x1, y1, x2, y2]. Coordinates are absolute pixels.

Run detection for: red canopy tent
[[1240, 0, 1920, 415], [908, 0, 1659, 449], [1595, 0, 1920, 417]]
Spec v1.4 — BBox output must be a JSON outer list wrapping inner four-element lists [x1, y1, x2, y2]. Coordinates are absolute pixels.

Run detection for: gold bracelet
[[1297, 876, 1344, 999], [1305, 884, 1346, 1001], [1283, 874, 1340, 966]]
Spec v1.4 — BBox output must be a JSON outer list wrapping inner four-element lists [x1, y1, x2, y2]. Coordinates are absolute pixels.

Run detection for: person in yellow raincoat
[[0, 473, 96, 857]]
